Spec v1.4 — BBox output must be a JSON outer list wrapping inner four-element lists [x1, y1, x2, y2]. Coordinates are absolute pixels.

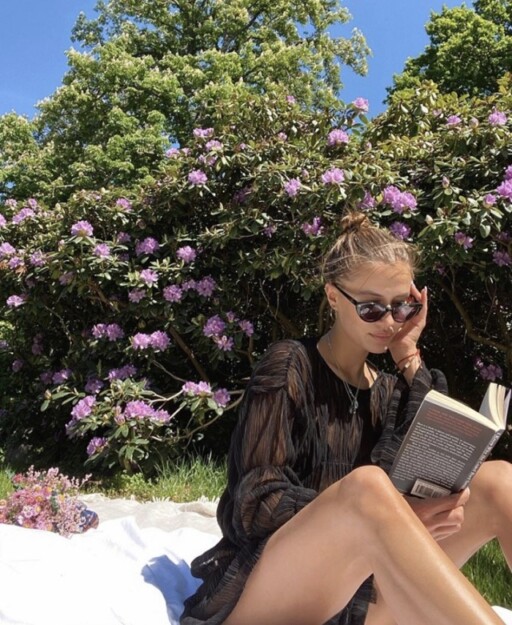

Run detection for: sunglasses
[[333, 284, 423, 323]]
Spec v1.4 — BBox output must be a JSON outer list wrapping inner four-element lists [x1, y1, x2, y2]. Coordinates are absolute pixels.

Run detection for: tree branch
[[167, 325, 210, 381]]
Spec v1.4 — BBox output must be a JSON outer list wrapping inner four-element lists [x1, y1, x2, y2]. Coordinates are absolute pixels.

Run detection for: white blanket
[[0, 494, 510, 625]]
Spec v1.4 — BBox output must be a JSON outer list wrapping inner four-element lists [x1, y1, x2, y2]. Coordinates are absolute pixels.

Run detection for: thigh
[[224, 473, 378, 625]]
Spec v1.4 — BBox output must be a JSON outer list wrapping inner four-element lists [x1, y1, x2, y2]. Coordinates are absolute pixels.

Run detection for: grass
[[0, 459, 510, 608]]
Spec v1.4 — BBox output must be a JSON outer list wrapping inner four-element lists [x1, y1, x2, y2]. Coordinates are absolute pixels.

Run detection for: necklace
[[326, 332, 365, 417]]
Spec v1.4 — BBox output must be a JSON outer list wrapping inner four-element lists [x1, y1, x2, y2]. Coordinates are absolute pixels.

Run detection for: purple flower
[[286, 95, 296, 105], [12, 208, 35, 224], [176, 245, 197, 263], [0, 214, 7, 228], [128, 289, 146, 303], [497, 231, 511, 243], [213, 388, 231, 408], [277, 132, 287, 141], [124, 400, 155, 420], [195, 276, 217, 297], [193, 127, 214, 139], [263, 224, 277, 237], [239, 319, 254, 337], [149, 330, 170, 351], [284, 178, 302, 197], [52, 368, 72, 384], [321, 168, 345, 185], [504, 165, 512, 181], [352, 97, 369, 112], [116, 198, 132, 212], [40, 371, 53, 385], [116, 231, 131, 244], [27, 198, 39, 210], [0, 339, 9, 350], [446, 115, 462, 127], [131, 333, 153, 350], [86, 437, 107, 456], [214, 335, 234, 351], [59, 272, 74, 286], [12, 359, 24, 373], [182, 381, 212, 396], [29, 251, 46, 267], [327, 129, 349, 146], [70, 220, 94, 238], [70, 396, 96, 420], [135, 237, 160, 256], [301, 217, 323, 236], [106, 324, 125, 341], [233, 187, 251, 204], [0, 242, 16, 257], [358, 191, 376, 210], [382, 186, 417, 214], [93, 243, 111, 259], [484, 194, 497, 206], [188, 170, 208, 186], [140, 269, 158, 286], [6, 294, 27, 308], [205, 139, 223, 151], [8, 256, 24, 270], [478, 363, 503, 381], [389, 222, 411, 240], [203, 315, 226, 338], [181, 279, 197, 291], [493, 251, 511, 267], [108, 364, 137, 381], [496, 179, 512, 200], [454, 231, 474, 249], [488, 110, 507, 126], [163, 284, 183, 302], [4, 199, 17, 208], [166, 147, 180, 158], [85, 377, 104, 394], [225, 311, 238, 323]]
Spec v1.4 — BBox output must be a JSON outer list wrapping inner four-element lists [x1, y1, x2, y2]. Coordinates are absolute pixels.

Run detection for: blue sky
[[0, 0, 465, 119]]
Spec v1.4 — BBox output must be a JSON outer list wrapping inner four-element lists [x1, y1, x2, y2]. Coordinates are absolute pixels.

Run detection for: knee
[[472, 460, 512, 508], [334, 465, 404, 524]]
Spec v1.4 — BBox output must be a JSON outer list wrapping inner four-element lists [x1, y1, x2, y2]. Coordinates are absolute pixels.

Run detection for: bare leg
[[364, 460, 512, 625], [223, 466, 503, 625]]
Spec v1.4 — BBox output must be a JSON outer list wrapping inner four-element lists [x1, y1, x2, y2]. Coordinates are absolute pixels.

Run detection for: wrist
[[395, 349, 421, 374]]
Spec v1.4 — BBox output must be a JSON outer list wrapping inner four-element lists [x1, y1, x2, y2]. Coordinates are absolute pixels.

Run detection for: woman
[[181, 212, 511, 625]]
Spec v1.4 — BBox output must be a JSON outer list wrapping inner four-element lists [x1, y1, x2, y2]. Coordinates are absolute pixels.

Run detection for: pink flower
[[446, 115, 462, 126], [213, 388, 231, 408], [93, 243, 111, 259], [86, 437, 108, 456], [483, 194, 497, 206], [321, 168, 345, 185], [301, 217, 323, 236], [129, 289, 146, 303], [195, 276, 216, 297], [116, 231, 131, 244], [488, 110, 507, 126], [358, 191, 376, 210], [454, 232, 474, 249], [0, 214, 6, 228], [176, 246, 197, 263], [193, 128, 214, 139], [352, 97, 369, 112], [327, 129, 349, 146], [263, 224, 277, 237], [0, 242, 16, 257], [70, 396, 96, 420], [389, 222, 411, 240], [239, 319, 254, 336], [214, 335, 234, 351], [497, 179, 512, 200], [149, 330, 170, 351], [12, 208, 36, 224], [52, 368, 72, 384], [165, 147, 180, 158], [116, 198, 132, 212], [6, 294, 27, 308], [70, 220, 93, 237], [131, 333, 153, 350], [493, 251, 511, 267], [382, 186, 417, 214], [286, 95, 296, 105], [203, 315, 226, 337], [59, 271, 74, 285], [188, 170, 208, 186], [504, 165, 512, 180], [163, 284, 183, 302], [135, 237, 160, 256], [205, 139, 223, 151], [277, 132, 287, 141], [284, 178, 302, 197], [140, 269, 158, 286], [84, 377, 104, 394], [29, 251, 46, 267]]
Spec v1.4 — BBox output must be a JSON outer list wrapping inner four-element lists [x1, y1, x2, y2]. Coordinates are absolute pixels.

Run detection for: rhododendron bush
[[0, 86, 511, 473]]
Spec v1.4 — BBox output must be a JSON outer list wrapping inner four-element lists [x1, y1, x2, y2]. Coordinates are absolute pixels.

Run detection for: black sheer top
[[181, 338, 447, 625]]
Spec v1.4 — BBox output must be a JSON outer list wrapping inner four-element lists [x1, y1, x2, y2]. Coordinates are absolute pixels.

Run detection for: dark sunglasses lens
[[357, 303, 386, 322], [393, 304, 421, 323]]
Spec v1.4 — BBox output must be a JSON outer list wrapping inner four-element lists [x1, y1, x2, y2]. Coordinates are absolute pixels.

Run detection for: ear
[[324, 283, 338, 311]]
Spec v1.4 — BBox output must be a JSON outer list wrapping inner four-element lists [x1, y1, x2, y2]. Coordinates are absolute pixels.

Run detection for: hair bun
[[339, 211, 370, 235]]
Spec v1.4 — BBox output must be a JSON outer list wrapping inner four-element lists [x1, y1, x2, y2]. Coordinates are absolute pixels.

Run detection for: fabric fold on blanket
[[0, 495, 510, 625]]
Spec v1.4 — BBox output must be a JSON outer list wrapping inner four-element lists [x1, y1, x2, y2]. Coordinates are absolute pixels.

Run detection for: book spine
[[460, 428, 504, 490]]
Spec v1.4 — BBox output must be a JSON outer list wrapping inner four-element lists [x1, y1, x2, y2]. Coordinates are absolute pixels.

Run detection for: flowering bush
[[0, 87, 510, 472], [0, 467, 91, 536]]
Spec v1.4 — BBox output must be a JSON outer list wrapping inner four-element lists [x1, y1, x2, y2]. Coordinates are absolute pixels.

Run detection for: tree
[[0, 0, 369, 202], [389, 1, 512, 98]]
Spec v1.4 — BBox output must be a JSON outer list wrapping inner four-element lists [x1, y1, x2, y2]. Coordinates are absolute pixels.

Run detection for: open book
[[389, 383, 511, 498]]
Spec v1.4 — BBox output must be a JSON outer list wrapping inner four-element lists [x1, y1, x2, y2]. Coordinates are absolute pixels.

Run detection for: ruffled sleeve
[[371, 364, 448, 473], [219, 340, 318, 545]]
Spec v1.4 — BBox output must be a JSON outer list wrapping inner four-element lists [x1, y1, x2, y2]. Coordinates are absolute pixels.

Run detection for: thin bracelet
[[396, 348, 420, 369], [399, 354, 421, 375]]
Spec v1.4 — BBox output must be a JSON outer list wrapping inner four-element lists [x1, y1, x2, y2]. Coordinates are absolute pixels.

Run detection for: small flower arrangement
[[0, 466, 95, 537]]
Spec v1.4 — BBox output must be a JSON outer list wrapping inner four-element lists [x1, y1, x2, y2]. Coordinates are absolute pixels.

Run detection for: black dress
[[181, 338, 447, 625]]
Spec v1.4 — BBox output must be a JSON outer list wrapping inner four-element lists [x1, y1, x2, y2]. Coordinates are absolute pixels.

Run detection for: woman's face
[[326, 261, 414, 354]]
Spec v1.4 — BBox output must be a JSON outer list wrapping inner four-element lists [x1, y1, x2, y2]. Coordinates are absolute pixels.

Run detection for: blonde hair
[[322, 212, 418, 284]]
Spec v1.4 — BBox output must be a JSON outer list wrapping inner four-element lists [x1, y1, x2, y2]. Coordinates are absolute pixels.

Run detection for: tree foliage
[[0, 0, 369, 202], [390, 1, 512, 98]]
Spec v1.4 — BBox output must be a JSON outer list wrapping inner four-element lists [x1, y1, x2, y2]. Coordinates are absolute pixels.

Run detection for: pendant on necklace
[[350, 399, 358, 415]]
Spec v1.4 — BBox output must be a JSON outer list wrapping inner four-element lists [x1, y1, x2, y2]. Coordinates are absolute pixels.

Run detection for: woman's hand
[[388, 283, 428, 366], [405, 488, 470, 541]]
